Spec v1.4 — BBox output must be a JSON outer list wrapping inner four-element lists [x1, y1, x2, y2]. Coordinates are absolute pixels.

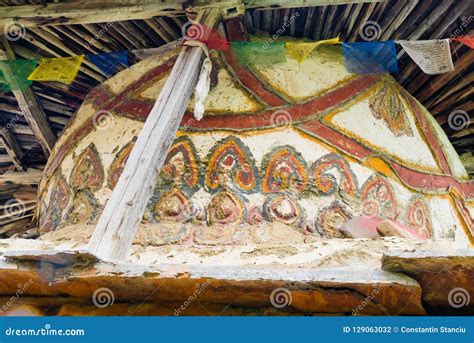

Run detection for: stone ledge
[[382, 250, 474, 315], [0, 257, 425, 315], [51, 263, 425, 315]]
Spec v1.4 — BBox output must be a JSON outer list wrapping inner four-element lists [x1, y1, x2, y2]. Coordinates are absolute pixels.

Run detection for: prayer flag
[[28, 55, 84, 84], [342, 41, 398, 74], [231, 41, 286, 67], [88, 51, 128, 77], [453, 36, 474, 49], [286, 37, 340, 63], [0, 59, 38, 92], [398, 39, 454, 75]]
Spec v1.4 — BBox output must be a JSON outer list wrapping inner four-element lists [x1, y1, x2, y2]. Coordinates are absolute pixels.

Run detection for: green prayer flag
[[231, 41, 286, 67], [0, 59, 38, 92]]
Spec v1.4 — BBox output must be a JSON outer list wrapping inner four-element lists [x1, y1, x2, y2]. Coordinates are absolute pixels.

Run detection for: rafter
[[0, 123, 24, 171]]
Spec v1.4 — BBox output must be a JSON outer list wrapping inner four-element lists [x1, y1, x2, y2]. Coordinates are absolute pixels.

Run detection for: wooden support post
[[0, 39, 56, 157], [88, 8, 223, 262]]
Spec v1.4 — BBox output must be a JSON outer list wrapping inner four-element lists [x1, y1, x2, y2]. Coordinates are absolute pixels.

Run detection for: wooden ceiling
[[0, 0, 472, 175]]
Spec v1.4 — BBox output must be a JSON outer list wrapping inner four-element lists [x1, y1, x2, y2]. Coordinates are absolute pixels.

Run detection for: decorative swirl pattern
[[315, 203, 351, 238], [406, 197, 433, 238]]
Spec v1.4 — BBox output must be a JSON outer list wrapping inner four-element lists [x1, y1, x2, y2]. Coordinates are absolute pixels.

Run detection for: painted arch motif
[[360, 175, 399, 221], [108, 140, 135, 190], [64, 190, 99, 226], [205, 136, 259, 193], [369, 80, 414, 137], [262, 146, 309, 194], [159, 136, 200, 193], [50, 173, 70, 213], [405, 196, 433, 239], [311, 153, 358, 197], [39, 173, 69, 233], [70, 143, 104, 191]]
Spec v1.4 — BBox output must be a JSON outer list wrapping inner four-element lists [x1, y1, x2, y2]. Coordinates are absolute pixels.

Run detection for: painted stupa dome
[[37, 40, 474, 248]]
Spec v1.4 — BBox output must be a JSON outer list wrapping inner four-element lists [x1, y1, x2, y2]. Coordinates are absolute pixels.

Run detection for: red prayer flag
[[453, 36, 474, 49]]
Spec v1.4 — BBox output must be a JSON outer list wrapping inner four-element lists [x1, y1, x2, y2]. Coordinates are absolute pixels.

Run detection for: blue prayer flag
[[88, 51, 129, 77], [342, 41, 398, 74]]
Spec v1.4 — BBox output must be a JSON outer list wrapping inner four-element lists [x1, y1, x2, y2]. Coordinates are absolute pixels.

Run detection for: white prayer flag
[[398, 39, 454, 75]]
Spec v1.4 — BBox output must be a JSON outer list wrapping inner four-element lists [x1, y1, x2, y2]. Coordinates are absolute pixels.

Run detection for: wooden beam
[[379, 0, 418, 41], [88, 8, 223, 262], [0, 125, 24, 171], [245, 0, 387, 9], [0, 168, 42, 185], [0, 39, 56, 157], [0, 0, 387, 31], [0, 0, 186, 31]]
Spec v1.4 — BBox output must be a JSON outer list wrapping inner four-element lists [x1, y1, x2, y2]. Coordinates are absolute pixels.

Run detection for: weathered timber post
[[88, 8, 223, 261]]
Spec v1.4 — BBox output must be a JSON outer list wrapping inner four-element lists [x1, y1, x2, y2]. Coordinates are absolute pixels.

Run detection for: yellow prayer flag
[[286, 37, 340, 63], [28, 55, 84, 84]]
